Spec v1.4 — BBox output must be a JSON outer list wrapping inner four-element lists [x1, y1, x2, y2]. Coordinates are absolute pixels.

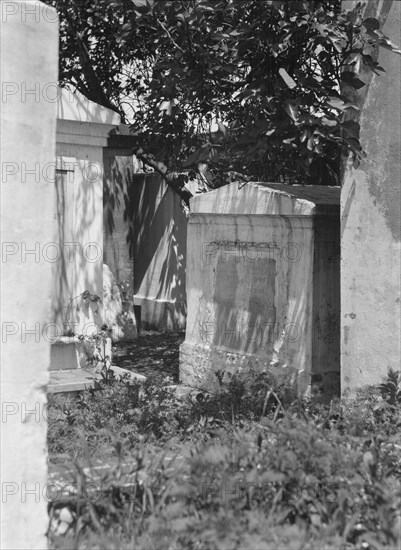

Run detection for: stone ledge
[[48, 452, 188, 503], [52, 336, 81, 344], [48, 368, 101, 393], [48, 366, 146, 394], [110, 365, 146, 383]]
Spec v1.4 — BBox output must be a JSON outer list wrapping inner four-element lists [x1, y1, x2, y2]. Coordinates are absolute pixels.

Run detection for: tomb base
[[50, 336, 112, 371], [179, 341, 309, 394], [180, 342, 340, 400]]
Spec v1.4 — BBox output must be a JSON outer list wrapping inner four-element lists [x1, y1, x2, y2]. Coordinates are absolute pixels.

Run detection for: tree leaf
[[284, 102, 298, 121], [321, 117, 338, 127], [326, 96, 358, 111], [362, 18, 380, 31], [131, 0, 154, 11], [278, 68, 297, 89], [340, 71, 366, 89], [51, 0, 397, 192], [341, 120, 360, 138]]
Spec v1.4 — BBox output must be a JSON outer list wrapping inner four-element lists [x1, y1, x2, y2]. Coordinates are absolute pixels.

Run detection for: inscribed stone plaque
[[210, 254, 276, 354]]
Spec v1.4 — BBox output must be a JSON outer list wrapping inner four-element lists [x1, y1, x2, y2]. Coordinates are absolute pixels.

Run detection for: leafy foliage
[[47, 370, 401, 549], [47, 0, 400, 195], [379, 368, 401, 405]]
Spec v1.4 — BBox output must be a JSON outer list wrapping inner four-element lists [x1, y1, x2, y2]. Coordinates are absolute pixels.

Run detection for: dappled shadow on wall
[[103, 159, 187, 327], [132, 173, 187, 307], [52, 161, 103, 337]]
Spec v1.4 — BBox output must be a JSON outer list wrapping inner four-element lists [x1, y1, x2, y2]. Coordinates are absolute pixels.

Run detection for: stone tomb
[[52, 87, 120, 336], [48, 88, 118, 389], [179, 182, 340, 397], [49, 89, 139, 391]]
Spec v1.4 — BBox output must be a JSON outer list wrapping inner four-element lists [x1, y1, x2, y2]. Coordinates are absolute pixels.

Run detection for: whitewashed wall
[[341, 0, 401, 393], [1, 2, 58, 548], [52, 88, 120, 337]]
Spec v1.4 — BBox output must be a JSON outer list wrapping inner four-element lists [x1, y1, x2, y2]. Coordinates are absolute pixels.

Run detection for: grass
[[47, 368, 401, 550]]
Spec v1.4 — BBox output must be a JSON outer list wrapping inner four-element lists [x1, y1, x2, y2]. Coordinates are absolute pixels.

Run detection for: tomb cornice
[[190, 182, 340, 217], [56, 87, 120, 126]]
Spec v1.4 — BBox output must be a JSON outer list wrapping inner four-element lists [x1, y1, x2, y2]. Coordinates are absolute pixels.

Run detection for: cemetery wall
[[341, 0, 401, 392]]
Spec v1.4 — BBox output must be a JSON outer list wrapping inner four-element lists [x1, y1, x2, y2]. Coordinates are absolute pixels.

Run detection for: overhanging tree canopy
[[48, 0, 400, 204]]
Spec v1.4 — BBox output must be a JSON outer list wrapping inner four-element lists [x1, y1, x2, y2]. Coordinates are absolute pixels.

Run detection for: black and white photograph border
[[1, 1, 400, 548]]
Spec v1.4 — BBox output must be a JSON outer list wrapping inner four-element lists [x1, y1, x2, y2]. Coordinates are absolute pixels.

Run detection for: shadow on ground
[[112, 331, 185, 382]]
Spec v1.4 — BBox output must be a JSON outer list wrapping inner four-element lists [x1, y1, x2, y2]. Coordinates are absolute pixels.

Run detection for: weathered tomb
[[52, 86, 120, 337], [49, 89, 139, 391], [179, 182, 340, 397]]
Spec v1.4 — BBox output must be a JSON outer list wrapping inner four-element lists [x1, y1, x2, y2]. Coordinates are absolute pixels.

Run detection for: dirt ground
[[112, 331, 185, 383]]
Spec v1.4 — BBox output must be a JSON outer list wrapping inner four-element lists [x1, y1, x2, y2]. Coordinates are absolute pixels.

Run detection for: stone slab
[[47, 452, 187, 505], [110, 365, 146, 383], [48, 368, 103, 393], [48, 366, 146, 393]]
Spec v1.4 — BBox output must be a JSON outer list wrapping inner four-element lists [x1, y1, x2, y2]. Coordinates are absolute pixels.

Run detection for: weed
[[47, 370, 401, 550]]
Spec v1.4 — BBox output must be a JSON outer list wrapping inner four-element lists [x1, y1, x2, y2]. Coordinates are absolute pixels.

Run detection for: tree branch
[[158, 20, 185, 53], [58, 0, 125, 121], [132, 148, 193, 207]]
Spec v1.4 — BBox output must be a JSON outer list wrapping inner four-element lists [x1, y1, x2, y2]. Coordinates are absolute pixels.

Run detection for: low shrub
[[48, 374, 190, 461], [47, 370, 401, 550]]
